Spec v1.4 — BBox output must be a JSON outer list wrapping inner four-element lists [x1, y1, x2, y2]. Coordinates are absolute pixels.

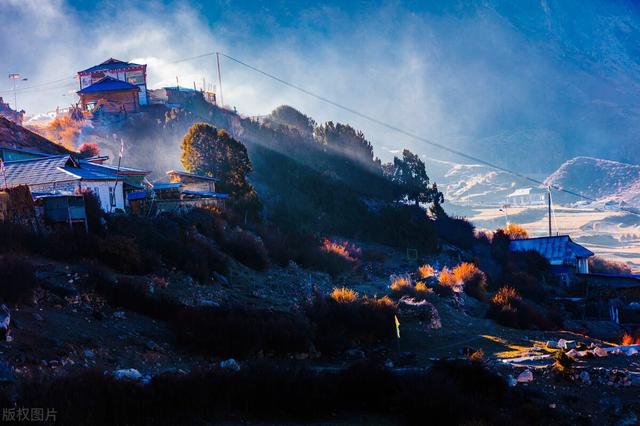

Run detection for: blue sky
[[2, 0, 639, 169]]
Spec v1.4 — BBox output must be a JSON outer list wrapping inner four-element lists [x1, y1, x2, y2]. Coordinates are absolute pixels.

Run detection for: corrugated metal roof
[[77, 77, 140, 94], [509, 235, 594, 264], [79, 58, 143, 74], [4, 156, 79, 186]]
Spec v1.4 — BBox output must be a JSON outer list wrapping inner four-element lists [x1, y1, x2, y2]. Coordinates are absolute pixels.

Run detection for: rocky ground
[[0, 242, 639, 424]]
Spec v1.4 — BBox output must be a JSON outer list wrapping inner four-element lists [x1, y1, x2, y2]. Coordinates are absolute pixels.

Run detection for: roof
[[79, 58, 143, 74], [0, 116, 72, 155], [509, 235, 594, 265], [163, 86, 198, 93], [3, 156, 79, 187], [166, 170, 219, 181], [77, 77, 140, 94], [3, 155, 149, 188], [182, 189, 229, 199], [506, 188, 544, 197]]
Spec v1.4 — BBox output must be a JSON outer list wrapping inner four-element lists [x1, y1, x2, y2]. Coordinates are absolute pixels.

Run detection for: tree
[[180, 123, 258, 207], [386, 149, 443, 206]]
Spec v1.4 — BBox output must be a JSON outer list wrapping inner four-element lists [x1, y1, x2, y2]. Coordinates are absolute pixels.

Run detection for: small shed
[[166, 170, 218, 193], [34, 193, 88, 232]]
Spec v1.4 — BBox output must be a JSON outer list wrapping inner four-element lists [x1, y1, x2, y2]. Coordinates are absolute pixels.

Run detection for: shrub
[[434, 215, 477, 249], [487, 287, 557, 330], [330, 287, 358, 303], [222, 228, 269, 270], [321, 239, 360, 262], [453, 262, 488, 301], [307, 293, 397, 353], [97, 235, 158, 274], [390, 275, 412, 292], [501, 223, 529, 240], [417, 264, 435, 279], [0, 256, 40, 305], [172, 306, 311, 358], [415, 282, 431, 294], [589, 256, 633, 275]]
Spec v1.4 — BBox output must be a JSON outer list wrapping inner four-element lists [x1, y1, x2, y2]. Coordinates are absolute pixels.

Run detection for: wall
[[80, 90, 139, 113]]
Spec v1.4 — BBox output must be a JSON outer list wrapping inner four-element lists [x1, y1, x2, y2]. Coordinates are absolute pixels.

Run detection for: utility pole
[[216, 52, 224, 107], [8, 74, 21, 111], [547, 186, 552, 236]]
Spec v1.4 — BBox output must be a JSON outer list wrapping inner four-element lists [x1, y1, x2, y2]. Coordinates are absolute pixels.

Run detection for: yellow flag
[[394, 315, 400, 339]]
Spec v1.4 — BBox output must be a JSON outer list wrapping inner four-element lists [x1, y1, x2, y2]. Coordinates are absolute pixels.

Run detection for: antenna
[[547, 186, 552, 236], [216, 52, 224, 107]]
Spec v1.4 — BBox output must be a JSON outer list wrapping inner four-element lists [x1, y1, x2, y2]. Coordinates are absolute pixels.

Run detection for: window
[[109, 187, 116, 207]]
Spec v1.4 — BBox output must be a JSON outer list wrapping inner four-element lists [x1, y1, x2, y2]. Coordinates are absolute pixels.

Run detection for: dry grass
[[452, 262, 479, 283], [390, 275, 412, 292], [491, 287, 521, 306], [415, 282, 431, 293], [366, 295, 395, 308], [330, 287, 359, 304], [438, 267, 458, 287], [417, 264, 436, 279], [502, 223, 529, 240], [321, 239, 360, 262], [621, 333, 640, 345]]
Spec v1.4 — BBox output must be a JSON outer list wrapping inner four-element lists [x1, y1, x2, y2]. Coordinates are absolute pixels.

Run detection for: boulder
[[517, 369, 533, 383], [220, 359, 240, 372], [114, 368, 142, 381]]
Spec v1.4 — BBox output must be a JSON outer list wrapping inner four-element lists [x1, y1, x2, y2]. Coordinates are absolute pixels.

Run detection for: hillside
[[545, 156, 640, 207], [0, 116, 71, 155]]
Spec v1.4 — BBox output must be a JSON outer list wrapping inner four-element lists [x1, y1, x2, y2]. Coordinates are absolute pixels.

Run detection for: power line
[[215, 51, 640, 217]]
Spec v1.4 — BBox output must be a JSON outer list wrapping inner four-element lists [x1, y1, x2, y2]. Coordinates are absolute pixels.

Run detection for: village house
[[78, 58, 148, 105], [2, 155, 150, 212], [127, 170, 227, 214], [77, 77, 141, 114], [505, 187, 546, 206], [509, 235, 594, 284]]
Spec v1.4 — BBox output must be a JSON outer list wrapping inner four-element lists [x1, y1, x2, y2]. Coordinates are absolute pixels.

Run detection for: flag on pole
[[119, 139, 125, 158], [394, 315, 401, 339]]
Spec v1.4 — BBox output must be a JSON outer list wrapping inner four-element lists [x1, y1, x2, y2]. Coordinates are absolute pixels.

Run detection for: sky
[[1, 0, 639, 169]]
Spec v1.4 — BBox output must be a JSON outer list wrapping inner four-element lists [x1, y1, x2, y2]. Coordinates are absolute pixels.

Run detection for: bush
[[417, 264, 435, 279], [453, 262, 488, 301], [487, 287, 557, 330], [0, 256, 40, 305], [97, 235, 158, 274], [434, 215, 477, 249], [306, 293, 397, 353], [172, 305, 312, 358], [589, 256, 633, 275], [222, 228, 269, 270], [330, 287, 358, 303]]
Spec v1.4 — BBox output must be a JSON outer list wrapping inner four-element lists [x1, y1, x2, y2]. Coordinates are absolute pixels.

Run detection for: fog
[[1, 0, 639, 170]]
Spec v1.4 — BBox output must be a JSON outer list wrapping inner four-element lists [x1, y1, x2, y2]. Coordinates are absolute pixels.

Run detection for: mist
[[1, 0, 640, 172]]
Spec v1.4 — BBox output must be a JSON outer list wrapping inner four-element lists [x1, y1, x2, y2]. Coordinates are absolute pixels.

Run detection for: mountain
[[0, 116, 70, 155], [544, 156, 640, 207]]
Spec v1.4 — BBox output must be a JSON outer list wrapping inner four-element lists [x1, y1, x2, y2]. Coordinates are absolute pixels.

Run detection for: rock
[[617, 412, 638, 426], [0, 305, 10, 340], [566, 349, 580, 357], [200, 300, 219, 308], [593, 346, 608, 357], [114, 368, 142, 381], [219, 359, 240, 372], [517, 369, 533, 383], [579, 371, 590, 384], [549, 403, 556, 409], [384, 359, 394, 369], [83, 349, 95, 358], [558, 339, 577, 350], [346, 348, 366, 359], [212, 272, 229, 287], [546, 341, 558, 349], [113, 311, 126, 320], [145, 340, 161, 351], [507, 375, 517, 387]]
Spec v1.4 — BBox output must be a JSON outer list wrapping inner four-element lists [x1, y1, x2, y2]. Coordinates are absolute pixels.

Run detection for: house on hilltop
[[77, 77, 141, 114], [78, 58, 148, 105], [509, 235, 594, 283]]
